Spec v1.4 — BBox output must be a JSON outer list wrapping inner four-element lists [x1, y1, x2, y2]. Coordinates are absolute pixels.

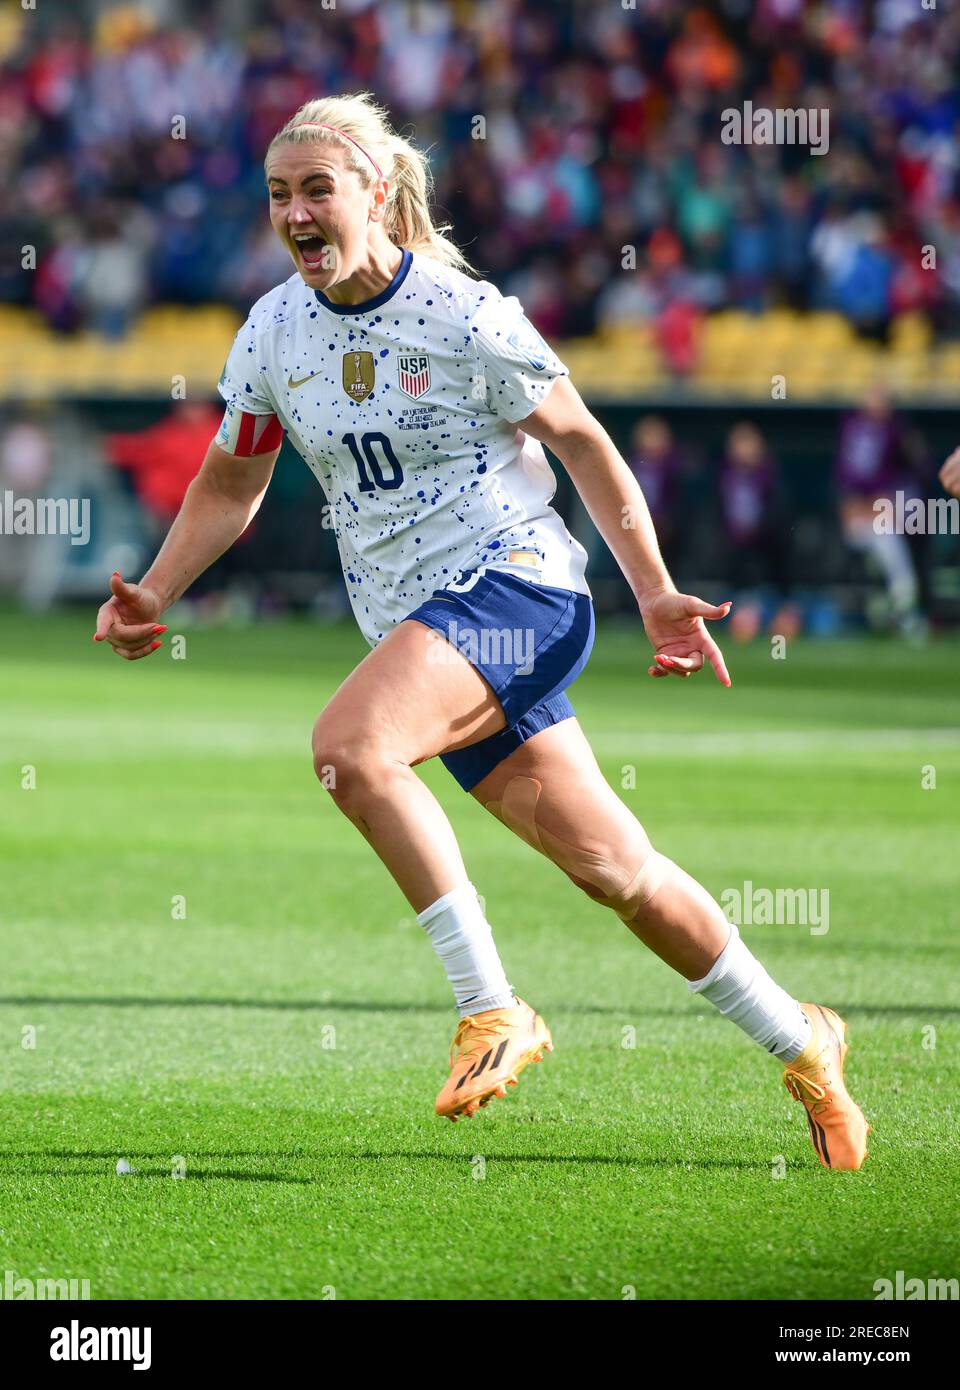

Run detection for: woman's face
[[266, 141, 382, 290], [728, 424, 764, 467]]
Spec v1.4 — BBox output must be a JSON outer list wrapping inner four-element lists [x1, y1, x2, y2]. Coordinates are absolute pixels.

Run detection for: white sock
[[417, 882, 515, 1016], [688, 924, 811, 1062]]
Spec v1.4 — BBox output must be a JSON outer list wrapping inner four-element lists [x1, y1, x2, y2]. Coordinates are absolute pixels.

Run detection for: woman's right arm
[[94, 438, 279, 659]]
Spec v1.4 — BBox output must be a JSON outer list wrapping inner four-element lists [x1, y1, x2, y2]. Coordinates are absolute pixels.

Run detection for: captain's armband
[[216, 403, 284, 456]]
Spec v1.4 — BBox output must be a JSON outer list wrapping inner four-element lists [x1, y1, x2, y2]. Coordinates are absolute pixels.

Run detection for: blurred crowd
[[618, 391, 951, 638], [1, 0, 959, 342], [4, 389, 956, 633]]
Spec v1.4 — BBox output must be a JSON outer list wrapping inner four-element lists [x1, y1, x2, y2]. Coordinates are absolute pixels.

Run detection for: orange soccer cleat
[[435, 997, 552, 1121], [784, 1003, 870, 1170]]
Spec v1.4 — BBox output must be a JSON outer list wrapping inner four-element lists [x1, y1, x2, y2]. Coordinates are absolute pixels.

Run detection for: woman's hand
[[93, 572, 167, 661], [639, 588, 732, 686], [940, 447, 960, 499]]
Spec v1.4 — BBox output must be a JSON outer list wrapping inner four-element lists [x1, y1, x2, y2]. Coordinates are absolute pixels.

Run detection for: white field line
[[2, 720, 958, 762], [1, 717, 309, 758], [584, 728, 960, 759]]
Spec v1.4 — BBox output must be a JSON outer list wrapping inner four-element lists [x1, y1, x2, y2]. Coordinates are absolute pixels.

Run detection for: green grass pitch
[[2, 607, 958, 1300]]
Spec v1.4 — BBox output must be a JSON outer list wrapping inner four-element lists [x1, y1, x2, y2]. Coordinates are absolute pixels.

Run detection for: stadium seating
[[5, 304, 955, 402]]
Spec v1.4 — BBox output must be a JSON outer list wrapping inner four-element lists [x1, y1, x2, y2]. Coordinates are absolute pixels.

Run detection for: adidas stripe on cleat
[[783, 1003, 870, 1170], [435, 997, 552, 1120]]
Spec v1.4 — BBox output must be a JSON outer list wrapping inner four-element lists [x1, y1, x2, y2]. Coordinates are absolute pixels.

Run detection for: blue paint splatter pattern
[[218, 252, 591, 647]]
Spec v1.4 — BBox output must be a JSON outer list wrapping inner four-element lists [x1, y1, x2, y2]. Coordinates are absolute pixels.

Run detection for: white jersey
[[217, 249, 590, 647]]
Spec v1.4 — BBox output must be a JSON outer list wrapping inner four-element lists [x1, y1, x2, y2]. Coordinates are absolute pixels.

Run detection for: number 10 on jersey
[[343, 432, 404, 493]]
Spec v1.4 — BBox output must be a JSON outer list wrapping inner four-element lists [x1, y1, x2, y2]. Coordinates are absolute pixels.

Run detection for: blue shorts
[[405, 567, 595, 792]]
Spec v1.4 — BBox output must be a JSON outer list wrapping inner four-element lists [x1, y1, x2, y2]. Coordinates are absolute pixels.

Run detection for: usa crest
[[342, 350, 375, 402], [397, 354, 431, 400]]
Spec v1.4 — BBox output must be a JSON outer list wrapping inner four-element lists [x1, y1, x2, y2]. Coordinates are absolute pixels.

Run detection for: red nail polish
[[112, 571, 120, 577], [152, 625, 167, 634], [150, 640, 162, 651]]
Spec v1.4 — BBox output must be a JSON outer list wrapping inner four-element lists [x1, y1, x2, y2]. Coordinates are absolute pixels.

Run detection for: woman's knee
[[311, 716, 395, 810], [483, 772, 667, 916]]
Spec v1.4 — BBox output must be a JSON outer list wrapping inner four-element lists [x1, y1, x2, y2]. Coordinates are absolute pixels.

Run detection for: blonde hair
[[265, 92, 474, 275]]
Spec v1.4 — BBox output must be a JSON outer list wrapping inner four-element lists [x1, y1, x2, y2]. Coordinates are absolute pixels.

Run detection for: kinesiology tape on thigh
[[485, 776, 673, 920]]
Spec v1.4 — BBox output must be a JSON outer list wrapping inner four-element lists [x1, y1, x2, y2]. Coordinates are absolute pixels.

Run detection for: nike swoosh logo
[[288, 371, 323, 389]]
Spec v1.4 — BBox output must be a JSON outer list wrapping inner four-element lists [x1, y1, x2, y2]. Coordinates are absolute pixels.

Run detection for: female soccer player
[[94, 93, 868, 1169]]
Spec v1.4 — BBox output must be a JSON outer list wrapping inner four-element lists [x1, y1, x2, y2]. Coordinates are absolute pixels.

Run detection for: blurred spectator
[[655, 296, 702, 376], [72, 206, 154, 338], [834, 386, 924, 634], [717, 421, 798, 640], [835, 385, 910, 503], [627, 414, 685, 574], [0, 404, 145, 609], [770, 177, 813, 309], [0, 409, 54, 593], [813, 212, 896, 340], [0, 407, 52, 495], [105, 400, 223, 526]]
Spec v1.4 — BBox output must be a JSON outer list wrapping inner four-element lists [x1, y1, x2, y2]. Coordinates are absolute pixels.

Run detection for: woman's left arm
[[519, 376, 732, 686]]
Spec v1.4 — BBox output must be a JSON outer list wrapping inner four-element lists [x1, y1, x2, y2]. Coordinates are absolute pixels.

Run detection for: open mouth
[[293, 234, 329, 271]]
